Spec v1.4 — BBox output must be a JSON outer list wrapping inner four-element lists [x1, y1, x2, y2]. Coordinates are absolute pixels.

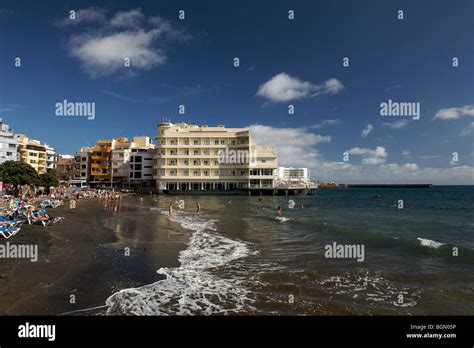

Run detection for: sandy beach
[[0, 196, 187, 315]]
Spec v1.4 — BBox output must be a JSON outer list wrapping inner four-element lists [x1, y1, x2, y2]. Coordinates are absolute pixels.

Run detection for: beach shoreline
[[0, 196, 187, 315]]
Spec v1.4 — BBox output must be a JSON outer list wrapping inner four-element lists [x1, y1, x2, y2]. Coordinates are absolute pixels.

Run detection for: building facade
[[56, 157, 74, 182], [277, 167, 310, 182], [154, 122, 278, 191], [0, 118, 18, 164], [16, 134, 47, 174], [128, 136, 155, 187], [90, 140, 113, 185], [73, 147, 92, 184], [111, 136, 155, 187], [45, 144, 58, 172]]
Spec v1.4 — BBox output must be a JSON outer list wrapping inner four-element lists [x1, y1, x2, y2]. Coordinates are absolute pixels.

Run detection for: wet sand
[[0, 196, 188, 315]]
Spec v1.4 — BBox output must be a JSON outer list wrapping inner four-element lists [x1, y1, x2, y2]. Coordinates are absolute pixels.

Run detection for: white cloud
[[402, 150, 410, 156], [310, 119, 340, 129], [256, 73, 343, 102], [360, 124, 374, 138], [248, 124, 474, 184], [64, 9, 188, 78], [347, 146, 388, 165], [383, 119, 408, 129], [249, 124, 330, 168], [56, 7, 107, 26], [460, 122, 474, 136], [434, 104, 474, 120], [110, 8, 145, 28]]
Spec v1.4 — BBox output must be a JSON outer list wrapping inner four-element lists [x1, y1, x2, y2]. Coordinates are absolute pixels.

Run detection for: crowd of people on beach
[[0, 181, 308, 238]]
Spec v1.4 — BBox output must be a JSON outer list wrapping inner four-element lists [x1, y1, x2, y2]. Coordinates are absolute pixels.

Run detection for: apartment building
[[90, 140, 113, 185], [16, 134, 47, 174], [128, 136, 155, 187], [56, 157, 74, 182], [0, 118, 18, 164], [250, 145, 279, 188], [111, 136, 155, 187], [277, 167, 310, 182], [111, 137, 131, 186], [73, 147, 92, 184], [154, 122, 278, 191], [45, 144, 58, 171]]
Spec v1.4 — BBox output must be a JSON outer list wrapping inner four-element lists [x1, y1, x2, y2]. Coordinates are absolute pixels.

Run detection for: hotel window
[[220, 140, 225, 145], [184, 160, 189, 165], [135, 164, 142, 170], [240, 171, 245, 176], [193, 160, 198, 165], [204, 160, 209, 166], [204, 171, 209, 176], [184, 140, 189, 145], [193, 140, 200, 145], [231, 140, 236, 145], [193, 171, 199, 176], [214, 140, 219, 145]]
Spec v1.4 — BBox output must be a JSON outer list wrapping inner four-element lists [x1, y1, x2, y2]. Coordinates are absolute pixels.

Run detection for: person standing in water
[[168, 204, 173, 220], [196, 202, 201, 213], [276, 205, 282, 216]]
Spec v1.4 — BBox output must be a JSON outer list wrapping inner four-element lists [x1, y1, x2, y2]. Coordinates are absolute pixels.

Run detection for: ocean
[[101, 186, 474, 315]]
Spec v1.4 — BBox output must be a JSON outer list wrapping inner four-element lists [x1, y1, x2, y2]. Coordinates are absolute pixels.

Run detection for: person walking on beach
[[196, 202, 201, 213], [168, 204, 173, 220]]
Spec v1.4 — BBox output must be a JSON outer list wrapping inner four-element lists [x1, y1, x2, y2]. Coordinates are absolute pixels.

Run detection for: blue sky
[[0, 0, 473, 183]]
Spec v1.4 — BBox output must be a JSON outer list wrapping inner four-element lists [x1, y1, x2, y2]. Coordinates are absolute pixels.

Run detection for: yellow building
[[154, 122, 278, 191], [16, 134, 47, 174], [90, 139, 113, 185]]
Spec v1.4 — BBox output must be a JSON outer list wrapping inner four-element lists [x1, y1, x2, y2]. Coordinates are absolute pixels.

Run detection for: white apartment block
[[112, 136, 155, 187], [45, 144, 58, 171], [154, 122, 278, 191], [0, 118, 18, 164], [277, 167, 310, 182]]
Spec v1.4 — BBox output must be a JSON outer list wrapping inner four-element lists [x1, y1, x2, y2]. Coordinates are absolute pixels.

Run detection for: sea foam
[[105, 209, 254, 315], [417, 237, 444, 249]]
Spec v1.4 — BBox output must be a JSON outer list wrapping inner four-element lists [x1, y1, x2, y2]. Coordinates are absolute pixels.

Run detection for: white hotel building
[[154, 122, 278, 191]]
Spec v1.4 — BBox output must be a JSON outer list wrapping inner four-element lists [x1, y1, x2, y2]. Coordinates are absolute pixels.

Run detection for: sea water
[[104, 186, 474, 315]]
